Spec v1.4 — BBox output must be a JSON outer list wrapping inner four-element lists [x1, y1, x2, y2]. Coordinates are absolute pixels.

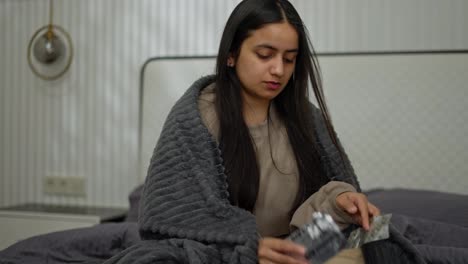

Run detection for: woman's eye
[[284, 57, 296, 63], [257, 53, 272, 59]]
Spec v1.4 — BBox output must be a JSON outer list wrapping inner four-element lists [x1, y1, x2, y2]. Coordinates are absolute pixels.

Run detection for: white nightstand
[[0, 203, 127, 250]]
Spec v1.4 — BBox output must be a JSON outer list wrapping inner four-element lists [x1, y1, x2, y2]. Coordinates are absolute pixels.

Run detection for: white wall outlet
[[43, 176, 86, 197]]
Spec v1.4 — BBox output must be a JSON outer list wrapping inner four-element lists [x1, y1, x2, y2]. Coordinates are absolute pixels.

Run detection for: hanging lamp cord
[[47, 0, 54, 39]]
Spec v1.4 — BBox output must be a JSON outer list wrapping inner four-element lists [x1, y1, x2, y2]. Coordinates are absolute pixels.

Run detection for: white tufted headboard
[[139, 53, 468, 194]]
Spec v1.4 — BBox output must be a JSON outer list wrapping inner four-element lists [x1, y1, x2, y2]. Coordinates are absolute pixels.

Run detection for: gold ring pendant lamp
[[27, 0, 73, 80]]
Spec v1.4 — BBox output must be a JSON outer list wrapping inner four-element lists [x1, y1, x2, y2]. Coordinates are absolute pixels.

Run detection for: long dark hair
[[215, 0, 341, 213]]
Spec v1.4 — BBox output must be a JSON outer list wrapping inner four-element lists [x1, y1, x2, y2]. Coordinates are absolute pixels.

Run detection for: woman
[[107, 0, 380, 263], [205, 0, 381, 262]]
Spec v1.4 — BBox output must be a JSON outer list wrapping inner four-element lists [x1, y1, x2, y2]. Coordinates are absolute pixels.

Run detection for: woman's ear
[[227, 56, 235, 67]]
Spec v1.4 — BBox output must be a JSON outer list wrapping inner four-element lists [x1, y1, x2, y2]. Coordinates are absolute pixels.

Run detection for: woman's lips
[[265, 81, 281, 90]]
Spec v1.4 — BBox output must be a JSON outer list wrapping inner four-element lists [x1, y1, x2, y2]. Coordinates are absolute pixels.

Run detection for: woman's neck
[[242, 99, 270, 126]]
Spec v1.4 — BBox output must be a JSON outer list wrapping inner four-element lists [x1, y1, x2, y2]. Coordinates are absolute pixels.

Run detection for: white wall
[[1, 0, 467, 208]]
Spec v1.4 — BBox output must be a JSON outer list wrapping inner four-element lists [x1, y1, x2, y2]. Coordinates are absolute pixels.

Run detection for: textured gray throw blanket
[[104, 75, 361, 263]]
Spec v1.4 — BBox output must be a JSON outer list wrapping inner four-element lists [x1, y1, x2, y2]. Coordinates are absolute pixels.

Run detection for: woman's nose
[[270, 57, 284, 77]]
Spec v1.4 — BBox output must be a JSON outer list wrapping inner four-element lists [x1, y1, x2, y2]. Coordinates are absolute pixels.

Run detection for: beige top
[[198, 84, 356, 237]]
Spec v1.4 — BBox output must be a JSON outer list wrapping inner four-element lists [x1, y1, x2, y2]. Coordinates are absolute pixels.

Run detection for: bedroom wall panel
[[0, 0, 467, 208], [299, 0, 467, 52]]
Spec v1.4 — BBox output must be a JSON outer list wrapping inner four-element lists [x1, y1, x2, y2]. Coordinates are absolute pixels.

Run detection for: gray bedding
[[0, 223, 139, 264], [391, 214, 468, 263], [1, 188, 467, 264]]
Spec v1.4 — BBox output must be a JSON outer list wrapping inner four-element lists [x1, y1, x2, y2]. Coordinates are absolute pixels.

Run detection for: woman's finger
[[259, 258, 277, 264], [259, 259, 277, 264], [259, 247, 307, 264], [258, 238, 308, 264], [350, 194, 370, 230], [261, 238, 306, 256], [368, 202, 381, 217], [336, 192, 357, 214], [337, 192, 382, 230]]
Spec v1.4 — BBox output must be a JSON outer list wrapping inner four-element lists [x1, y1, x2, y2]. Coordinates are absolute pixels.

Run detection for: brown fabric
[[198, 84, 355, 237], [290, 181, 356, 231], [325, 248, 365, 264]]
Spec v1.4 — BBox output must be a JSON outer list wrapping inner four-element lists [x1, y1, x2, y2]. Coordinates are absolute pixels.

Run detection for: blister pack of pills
[[287, 212, 346, 264], [346, 214, 392, 248]]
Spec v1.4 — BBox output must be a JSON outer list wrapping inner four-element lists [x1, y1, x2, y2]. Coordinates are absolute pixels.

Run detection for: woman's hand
[[336, 192, 381, 231], [258, 237, 309, 264]]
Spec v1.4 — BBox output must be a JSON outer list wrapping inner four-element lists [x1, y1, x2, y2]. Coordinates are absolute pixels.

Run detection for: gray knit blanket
[[104, 75, 361, 264]]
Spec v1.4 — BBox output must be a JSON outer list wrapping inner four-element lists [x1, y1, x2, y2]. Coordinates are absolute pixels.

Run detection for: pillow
[[366, 188, 468, 227], [124, 184, 144, 222]]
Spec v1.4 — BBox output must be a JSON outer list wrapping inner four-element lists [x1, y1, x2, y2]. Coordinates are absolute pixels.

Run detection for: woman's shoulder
[[197, 82, 219, 139], [199, 82, 216, 102]]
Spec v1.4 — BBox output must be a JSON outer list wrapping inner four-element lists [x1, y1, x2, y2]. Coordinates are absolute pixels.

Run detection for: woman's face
[[231, 21, 298, 107]]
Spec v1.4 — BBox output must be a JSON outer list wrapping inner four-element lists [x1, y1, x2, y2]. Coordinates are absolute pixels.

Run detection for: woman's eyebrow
[[255, 44, 298, 53]]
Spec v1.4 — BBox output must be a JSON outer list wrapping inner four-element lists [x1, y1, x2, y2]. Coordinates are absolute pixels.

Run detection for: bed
[[1, 53, 467, 263]]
